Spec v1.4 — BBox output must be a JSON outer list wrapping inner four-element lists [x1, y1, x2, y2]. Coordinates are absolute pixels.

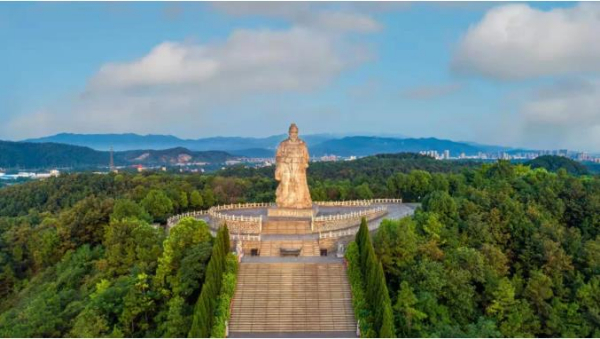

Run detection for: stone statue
[[274, 123, 313, 210]]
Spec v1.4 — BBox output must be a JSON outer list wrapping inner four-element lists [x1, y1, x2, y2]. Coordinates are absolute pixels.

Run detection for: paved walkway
[[216, 203, 416, 219]]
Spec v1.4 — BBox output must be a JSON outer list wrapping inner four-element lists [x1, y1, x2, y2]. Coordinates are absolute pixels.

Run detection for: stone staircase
[[262, 219, 312, 235], [229, 262, 356, 336], [259, 239, 320, 257]]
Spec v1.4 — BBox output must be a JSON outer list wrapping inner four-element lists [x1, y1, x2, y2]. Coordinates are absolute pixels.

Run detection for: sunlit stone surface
[[268, 123, 314, 217]]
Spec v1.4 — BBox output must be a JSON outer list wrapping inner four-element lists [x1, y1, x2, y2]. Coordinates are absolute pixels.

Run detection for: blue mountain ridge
[[23, 133, 510, 157]]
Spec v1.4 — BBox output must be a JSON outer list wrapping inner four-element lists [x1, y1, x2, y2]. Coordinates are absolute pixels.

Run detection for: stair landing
[[259, 239, 320, 257]]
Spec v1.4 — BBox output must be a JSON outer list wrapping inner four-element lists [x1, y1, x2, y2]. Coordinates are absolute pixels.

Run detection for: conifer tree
[[188, 225, 231, 337], [380, 303, 396, 338]]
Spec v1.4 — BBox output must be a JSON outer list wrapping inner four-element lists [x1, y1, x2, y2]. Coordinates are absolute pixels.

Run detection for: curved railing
[[319, 227, 358, 239], [208, 204, 264, 234], [211, 202, 275, 211], [167, 210, 209, 229], [166, 199, 402, 234], [313, 206, 388, 232], [315, 198, 401, 207], [313, 206, 386, 222], [166, 202, 271, 234]]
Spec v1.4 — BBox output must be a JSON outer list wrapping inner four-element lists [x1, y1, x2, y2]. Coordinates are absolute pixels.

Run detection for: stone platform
[[267, 207, 316, 218]]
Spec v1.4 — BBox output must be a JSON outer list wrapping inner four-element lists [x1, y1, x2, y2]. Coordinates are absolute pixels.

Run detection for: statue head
[[288, 123, 299, 141]]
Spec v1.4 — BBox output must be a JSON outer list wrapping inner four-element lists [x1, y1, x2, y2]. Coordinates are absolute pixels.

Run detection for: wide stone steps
[[229, 262, 356, 334], [258, 239, 320, 256], [262, 219, 312, 235]]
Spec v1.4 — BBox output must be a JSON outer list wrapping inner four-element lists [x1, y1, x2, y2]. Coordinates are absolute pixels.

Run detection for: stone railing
[[166, 199, 402, 235], [208, 202, 276, 235], [230, 233, 261, 242], [167, 210, 209, 229], [166, 202, 272, 235], [211, 202, 275, 211], [313, 206, 388, 232], [315, 198, 402, 207], [319, 227, 359, 239]]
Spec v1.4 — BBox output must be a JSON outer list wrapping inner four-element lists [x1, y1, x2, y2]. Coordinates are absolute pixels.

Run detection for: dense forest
[[0, 154, 599, 337], [526, 155, 590, 176]]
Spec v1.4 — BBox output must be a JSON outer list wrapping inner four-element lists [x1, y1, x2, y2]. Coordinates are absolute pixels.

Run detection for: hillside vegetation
[[0, 159, 598, 337], [526, 155, 589, 175]]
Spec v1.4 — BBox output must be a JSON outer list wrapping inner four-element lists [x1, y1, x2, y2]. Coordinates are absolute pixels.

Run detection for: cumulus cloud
[[89, 27, 351, 94], [5, 6, 379, 139], [401, 83, 462, 100], [453, 3, 600, 80], [519, 79, 600, 151]]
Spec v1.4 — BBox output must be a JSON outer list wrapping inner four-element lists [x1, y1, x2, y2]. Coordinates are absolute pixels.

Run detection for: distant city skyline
[[2, 2, 600, 153]]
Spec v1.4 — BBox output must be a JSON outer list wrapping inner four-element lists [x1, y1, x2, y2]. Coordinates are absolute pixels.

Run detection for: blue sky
[[1, 2, 600, 152]]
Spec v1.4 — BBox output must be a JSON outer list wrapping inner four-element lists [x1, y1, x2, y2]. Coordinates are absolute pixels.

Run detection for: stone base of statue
[[267, 207, 316, 218]]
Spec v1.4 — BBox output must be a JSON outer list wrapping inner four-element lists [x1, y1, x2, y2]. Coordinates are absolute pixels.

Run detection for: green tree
[[189, 190, 204, 209], [355, 183, 374, 200], [111, 199, 152, 223], [141, 190, 174, 223], [394, 281, 426, 337], [120, 273, 155, 336]]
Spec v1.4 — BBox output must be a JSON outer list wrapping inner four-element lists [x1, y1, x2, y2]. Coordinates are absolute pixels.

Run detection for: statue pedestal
[[267, 207, 316, 218]]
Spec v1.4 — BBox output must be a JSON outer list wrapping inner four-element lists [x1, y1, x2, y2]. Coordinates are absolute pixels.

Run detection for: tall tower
[[109, 146, 115, 172]]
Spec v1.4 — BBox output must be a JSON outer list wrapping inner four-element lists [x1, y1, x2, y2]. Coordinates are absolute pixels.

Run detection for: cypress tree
[[379, 303, 396, 338], [189, 224, 232, 337], [352, 216, 396, 337], [222, 224, 231, 255]]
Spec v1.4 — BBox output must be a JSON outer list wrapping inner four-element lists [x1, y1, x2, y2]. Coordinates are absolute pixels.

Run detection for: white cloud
[[90, 42, 219, 90], [519, 79, 600, 151], [4, 21, 374, 139], [3, 2, 386, 140], [453, 3, 600, 80], [311, 11, 381, 33], [89, 27, 348, 93]]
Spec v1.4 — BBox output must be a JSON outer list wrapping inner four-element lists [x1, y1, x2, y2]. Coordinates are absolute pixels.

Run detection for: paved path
[[216, 203, 415, 219]]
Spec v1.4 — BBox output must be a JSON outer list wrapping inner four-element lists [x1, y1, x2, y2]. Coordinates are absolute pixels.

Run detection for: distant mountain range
[[310, 136, 483, 157], [23, 133, 335, 152], [23, 133, 513, 158], [4, 133, 599, 172], [0, 141, 233, 169]]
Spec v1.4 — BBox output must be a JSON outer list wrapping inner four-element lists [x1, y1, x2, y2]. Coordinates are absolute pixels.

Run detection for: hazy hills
[[310, 136, 483, 157], [4, 132, 523, 170], [24, 133, 335, 152], [23, 133, 507, 158], [0, 141, 233, 169]]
